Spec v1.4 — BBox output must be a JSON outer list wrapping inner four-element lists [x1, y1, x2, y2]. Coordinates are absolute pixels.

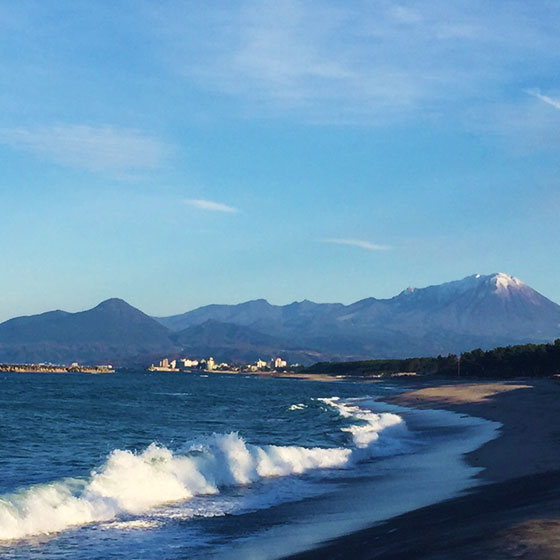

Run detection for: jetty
[[0, 363, 115, 374]]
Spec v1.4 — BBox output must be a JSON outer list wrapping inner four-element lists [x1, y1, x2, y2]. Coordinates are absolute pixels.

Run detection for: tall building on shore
[[273, 357, 287, 369]]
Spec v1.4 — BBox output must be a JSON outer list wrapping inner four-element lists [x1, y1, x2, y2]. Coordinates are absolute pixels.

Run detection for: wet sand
[[284, 378, 560, 559]]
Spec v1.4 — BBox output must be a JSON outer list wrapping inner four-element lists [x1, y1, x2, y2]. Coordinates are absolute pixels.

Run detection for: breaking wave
[[318, 397, 408, 453], [0, 399, 408, 541]]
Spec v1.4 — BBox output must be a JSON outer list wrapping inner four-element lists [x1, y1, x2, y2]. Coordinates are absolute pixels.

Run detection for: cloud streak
[[324, 238, 390, 251], [185, 198, 238, 213], [526, 89, 560, 110], [0, 124, 167, 174]]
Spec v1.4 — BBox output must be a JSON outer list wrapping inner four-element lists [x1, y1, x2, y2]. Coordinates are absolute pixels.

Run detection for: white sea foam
[[101, 519, 161, 530], [0, 399, 406, 541], [318, 397, 409, 455], [288, 403, 306, 411]]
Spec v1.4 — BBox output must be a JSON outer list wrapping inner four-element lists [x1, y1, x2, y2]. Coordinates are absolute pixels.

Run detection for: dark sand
[[283, 378, 560, 559]]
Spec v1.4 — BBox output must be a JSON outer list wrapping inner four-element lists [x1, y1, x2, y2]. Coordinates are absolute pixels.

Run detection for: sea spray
[[0, 399, 407, 541]]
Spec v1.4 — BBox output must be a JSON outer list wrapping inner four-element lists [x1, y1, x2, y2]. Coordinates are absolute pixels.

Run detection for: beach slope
[[285, 379, 560, 559]]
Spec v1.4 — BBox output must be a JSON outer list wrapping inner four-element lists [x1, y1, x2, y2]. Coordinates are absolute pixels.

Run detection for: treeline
[[303, 355, 456, 376], [303, 340, 560, 378]]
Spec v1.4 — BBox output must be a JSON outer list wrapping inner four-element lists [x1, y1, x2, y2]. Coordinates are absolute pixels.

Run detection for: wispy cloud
[[0, 124, 168, 174], [526, 89, 560, 110], [151, 1, 560, 125], [324, 238, 389, 251], [185, 198, 238, 213]]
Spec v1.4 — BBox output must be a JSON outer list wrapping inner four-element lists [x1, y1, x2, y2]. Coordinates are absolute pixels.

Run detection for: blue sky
[[1, 0, 559, 321]]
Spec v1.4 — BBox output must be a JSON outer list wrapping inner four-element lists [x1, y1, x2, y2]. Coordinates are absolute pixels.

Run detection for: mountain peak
[[393, 272, 529, 303], [94, 298, 136, 311], [97, 297, 129, 305], [442, 272, 525, 291], [243, 298, 271, 306], [491, 272, 524, 292]]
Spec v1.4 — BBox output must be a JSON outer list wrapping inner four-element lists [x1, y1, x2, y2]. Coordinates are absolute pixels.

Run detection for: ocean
[[0, 371, 499, 559]]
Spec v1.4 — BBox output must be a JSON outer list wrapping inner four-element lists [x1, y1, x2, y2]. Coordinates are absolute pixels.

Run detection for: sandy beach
[[284, 378, 560, 559]]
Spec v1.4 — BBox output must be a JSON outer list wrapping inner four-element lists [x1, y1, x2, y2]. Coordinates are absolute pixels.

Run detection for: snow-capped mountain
[[157, 273, 560, 360], [0, 273, 558, 365]]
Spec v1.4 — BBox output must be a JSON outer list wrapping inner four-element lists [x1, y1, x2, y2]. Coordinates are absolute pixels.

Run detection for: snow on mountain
[[491, 272, 524, 293], [155, 272, 560, 359]]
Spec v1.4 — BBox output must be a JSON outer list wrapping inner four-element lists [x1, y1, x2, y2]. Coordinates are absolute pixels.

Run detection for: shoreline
[[283, 378, 560, 559]]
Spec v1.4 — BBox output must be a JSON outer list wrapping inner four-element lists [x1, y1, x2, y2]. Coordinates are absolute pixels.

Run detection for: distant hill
[[169, 320, 316, 364], [0, 298, 176, 365], [1, 273, 559, 366]]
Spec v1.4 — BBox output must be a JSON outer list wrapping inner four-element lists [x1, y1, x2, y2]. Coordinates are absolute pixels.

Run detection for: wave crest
[[0, 399, 406, 540]]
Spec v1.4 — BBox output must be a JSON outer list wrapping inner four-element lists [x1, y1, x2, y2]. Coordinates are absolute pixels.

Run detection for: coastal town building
[[180, 358, 199, 368], [148, 355, 289, 373], [148, 358, 179, 372], [272, 357, 287, 369]]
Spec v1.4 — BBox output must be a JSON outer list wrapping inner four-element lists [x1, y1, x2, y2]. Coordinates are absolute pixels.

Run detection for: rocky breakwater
[[0, 363, 114, 373]]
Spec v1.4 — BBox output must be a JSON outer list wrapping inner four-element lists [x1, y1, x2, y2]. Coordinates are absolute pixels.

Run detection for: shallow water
[[0, 371, 499, 559]]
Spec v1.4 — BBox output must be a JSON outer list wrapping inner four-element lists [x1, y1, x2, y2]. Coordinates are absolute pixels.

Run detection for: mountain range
[[0, 273, 559, 366]]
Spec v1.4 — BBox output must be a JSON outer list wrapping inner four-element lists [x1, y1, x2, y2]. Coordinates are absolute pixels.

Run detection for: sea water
[[0, 371, 499, 559]]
